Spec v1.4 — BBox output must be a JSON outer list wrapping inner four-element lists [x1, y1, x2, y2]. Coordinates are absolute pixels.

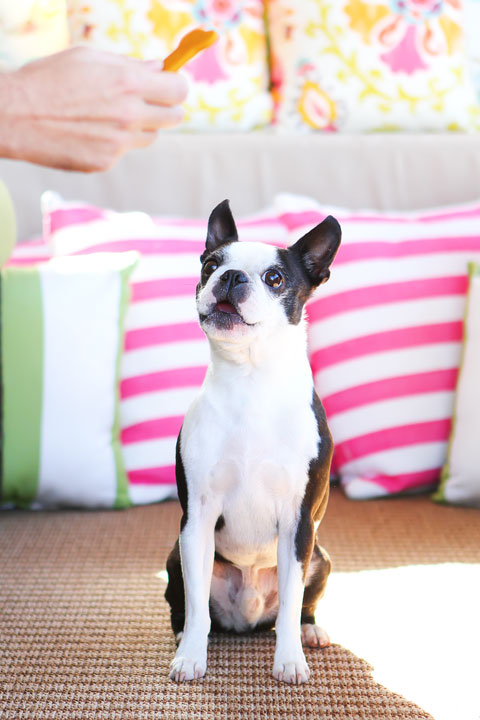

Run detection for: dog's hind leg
[[165, 539, 185, 642], [300, 544, 331, 649]]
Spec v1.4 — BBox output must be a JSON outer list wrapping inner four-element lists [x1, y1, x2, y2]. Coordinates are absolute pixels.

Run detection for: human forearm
[[0, 47, 188, 172]]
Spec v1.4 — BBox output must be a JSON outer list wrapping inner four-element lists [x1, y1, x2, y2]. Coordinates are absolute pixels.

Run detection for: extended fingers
[[115, 64, 188, 131], [139, 103, 185, 130], [140, 68, 189, 107], [116, 100, 185, 132]]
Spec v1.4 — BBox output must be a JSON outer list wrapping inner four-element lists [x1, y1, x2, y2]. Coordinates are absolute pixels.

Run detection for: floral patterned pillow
[[0, 0, 69, 70], [67, 0, 272, 131], [267, 0, 476, 132]]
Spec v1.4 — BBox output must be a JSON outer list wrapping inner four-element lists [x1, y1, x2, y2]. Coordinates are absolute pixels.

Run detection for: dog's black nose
[[219, 269, 248, 293]]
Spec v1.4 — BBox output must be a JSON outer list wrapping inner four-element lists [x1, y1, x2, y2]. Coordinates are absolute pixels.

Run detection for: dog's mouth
[[214, 301, 240, 315], [199, 300, 255, 329], [209, 300, 246, 326]]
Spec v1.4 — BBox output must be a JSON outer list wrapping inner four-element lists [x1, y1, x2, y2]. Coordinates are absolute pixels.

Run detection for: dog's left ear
[[289, 215, 341, 287], [202, 199, 239, 261]]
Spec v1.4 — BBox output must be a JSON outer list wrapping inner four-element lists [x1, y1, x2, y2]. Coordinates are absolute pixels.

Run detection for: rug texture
[[1, 487, 479, 720]]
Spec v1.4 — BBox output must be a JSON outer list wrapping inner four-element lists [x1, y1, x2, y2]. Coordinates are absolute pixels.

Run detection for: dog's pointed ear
[[205, 199, 238, 256], [289, 215, 341, 287]]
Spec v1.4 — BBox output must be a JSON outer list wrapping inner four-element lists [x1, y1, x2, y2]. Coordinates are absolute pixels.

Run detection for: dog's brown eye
[[263, 269, 284, 289], [203, 259, 218, 278]]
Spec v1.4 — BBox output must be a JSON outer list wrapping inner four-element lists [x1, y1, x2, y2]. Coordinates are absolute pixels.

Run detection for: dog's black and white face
[[196, 200, 341, 343]]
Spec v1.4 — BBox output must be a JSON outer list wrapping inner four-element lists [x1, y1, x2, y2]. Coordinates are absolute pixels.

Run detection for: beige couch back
[[2, 133, 480, 241]]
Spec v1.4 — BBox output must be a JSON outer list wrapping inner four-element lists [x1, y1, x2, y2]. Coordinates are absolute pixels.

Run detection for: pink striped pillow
[[43, 195, 289, 504], [275, 194, 480, 499]]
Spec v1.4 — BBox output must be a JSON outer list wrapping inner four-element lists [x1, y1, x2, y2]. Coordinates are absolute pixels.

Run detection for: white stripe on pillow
[[329, 392, 454, 445], [128, 296, 198, 328], [310, 297, 465, 348], [121, 341, 210, 378], [121, 388, 200, 426], [340, 443, 447, 499], [122, 437, 177, 473], [317, 344, 460, 398]]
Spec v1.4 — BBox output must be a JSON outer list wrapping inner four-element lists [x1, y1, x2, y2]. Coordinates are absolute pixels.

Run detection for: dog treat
[[163, 29, 219, 72]]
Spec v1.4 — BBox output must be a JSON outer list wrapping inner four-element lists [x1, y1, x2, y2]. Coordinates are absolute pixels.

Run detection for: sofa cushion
[[1, 251, 137, 509], [275, 193, 480, 499], [43, 194, 289, 504], [435, 261, 480, 507]]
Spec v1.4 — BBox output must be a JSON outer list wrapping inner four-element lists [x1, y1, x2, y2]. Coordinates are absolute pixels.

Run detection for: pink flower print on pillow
[[187, 45, 229, 83], [379, 21, 429, 73]]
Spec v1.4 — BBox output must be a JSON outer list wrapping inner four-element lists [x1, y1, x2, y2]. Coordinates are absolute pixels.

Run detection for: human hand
[[0, 46, 189, 172]]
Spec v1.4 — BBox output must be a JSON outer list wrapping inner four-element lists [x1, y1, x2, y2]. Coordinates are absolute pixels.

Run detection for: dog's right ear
[[202, 199, 238, 262]]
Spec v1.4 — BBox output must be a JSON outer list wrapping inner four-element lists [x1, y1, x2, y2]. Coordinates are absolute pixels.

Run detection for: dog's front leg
[[273, 518, 311, 684], [169, 510, 216, 682]]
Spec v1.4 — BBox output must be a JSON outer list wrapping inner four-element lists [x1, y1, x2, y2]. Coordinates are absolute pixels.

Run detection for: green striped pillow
[[1, 252, 138, 509]]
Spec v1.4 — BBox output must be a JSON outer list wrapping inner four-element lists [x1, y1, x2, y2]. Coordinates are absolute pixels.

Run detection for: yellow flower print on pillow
[[297, 80, 337, 130]]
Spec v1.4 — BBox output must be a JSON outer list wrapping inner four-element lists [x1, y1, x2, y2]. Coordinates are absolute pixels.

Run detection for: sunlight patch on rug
[[319, 563, 479, 720]]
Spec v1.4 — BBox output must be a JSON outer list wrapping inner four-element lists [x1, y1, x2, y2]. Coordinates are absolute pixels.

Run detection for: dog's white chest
[[181, 364, 319, 568], [209, 455, 289, 567]]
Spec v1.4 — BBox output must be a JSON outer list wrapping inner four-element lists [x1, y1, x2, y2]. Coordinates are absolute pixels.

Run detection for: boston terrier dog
[[165, 200, 341, 684]]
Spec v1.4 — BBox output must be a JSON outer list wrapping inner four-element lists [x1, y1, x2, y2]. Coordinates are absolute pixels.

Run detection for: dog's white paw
[[301, 623, 330, 649], [273, 656, 311, 684], [169, 654, 206, 682]]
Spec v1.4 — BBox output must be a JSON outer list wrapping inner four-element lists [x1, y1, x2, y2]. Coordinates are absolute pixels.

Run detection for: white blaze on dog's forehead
[[222, 242, 280, 273]]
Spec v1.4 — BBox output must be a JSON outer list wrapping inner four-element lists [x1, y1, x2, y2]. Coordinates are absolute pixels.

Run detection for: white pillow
[[435, 262, 480, 507]]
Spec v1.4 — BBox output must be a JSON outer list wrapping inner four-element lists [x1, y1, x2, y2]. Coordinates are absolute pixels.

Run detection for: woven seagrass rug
[[1, 487, 479, 720]]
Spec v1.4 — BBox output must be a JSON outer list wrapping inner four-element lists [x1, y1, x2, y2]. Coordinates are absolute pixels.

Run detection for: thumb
[[143, 59, 165, 72]]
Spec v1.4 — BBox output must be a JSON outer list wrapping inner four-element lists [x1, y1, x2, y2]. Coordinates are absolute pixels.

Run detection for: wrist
[[0, 70, 28, 161]]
